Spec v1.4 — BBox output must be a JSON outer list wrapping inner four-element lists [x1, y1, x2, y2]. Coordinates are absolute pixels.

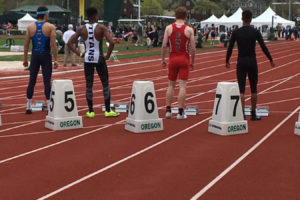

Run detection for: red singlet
[[168, 23, 190, 81]]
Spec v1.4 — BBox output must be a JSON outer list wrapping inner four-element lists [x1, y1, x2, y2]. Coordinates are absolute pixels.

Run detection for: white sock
[[27, 99, 32, 110], [47, 100, 50, 111]]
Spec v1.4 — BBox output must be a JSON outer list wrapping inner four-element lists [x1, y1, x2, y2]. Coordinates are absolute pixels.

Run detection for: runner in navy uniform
[[23, 6, 58, 114], [226, 10, 275, 120], [68, 7, 119, 118]]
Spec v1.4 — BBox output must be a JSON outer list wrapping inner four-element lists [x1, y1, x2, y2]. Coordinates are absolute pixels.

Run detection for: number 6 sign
[[208, 82, 248, 136], [125, 81, 163, 133]]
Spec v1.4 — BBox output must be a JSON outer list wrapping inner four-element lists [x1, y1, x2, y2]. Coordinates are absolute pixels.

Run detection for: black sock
[[179, 108, 184, 115], [105, 99, 111, 112], [166, 106, 171, 112]]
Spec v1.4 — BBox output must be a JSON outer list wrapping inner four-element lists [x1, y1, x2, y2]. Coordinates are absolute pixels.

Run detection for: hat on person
[[68, 24, 73, 30]]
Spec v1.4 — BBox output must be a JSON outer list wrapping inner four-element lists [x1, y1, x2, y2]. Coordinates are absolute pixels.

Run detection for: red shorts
[[168, 55, 190, 81]]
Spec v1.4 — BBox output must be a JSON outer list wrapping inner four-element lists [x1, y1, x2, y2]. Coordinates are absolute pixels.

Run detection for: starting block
[[125, 81, 163, 133], [102, 102, 116, 112], [171, 106, 199, 115], [208, 82, 248, 136], [101, 102, 129, 113], [32, 101, 45, 112], [115, 102, 129, 113], [295, 111, 300, 136], [45, 79, 83, 131], [244, 106, 269, 117]]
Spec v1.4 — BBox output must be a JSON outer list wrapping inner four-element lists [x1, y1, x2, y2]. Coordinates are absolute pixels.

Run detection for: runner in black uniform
[[226, 10, 275, 120]]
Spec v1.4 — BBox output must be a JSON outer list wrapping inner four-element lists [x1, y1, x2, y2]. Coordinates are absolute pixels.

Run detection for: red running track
[[0, 41, 300, 200]]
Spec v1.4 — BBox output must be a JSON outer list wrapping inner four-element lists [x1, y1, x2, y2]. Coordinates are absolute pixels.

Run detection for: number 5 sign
[[208, 82, 248, 136], [45, 80, 83, 131], [125, 81, 163, 133]]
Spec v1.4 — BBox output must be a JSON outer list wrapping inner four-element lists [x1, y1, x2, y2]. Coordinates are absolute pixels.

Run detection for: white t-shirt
[[63, 29, 75, 44]]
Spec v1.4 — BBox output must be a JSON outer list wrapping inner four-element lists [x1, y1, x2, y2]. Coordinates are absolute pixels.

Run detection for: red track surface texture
[[0, 41, 300, 200]]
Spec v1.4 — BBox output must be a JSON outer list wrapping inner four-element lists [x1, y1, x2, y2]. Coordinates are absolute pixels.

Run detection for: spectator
[[63, 24, 76, 66]]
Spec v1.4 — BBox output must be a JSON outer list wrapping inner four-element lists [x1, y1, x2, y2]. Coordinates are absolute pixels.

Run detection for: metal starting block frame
[[115, 103, 129, 113], [102, 102, 129, 113], [171, 106, 199, 116], [244, 106, 269, 117], [32, 101, 45, 112]]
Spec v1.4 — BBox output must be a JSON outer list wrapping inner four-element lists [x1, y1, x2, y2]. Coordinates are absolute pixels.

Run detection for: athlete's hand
[[226, 62, 230, 68], [104, 54, 110, 60], [53, 61, 59, 69], [162, 61, 167, 68], [23, 60, 28, 68], [270, 61, 275, 68], [190, 64, 194, 70]]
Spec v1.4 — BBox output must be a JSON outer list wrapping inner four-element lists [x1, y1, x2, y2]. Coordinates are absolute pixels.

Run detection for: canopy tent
[[218, 14, 228, 21], [200, 14, 219, 27], [18, 13, 37, 31], [218, 7, 243, 27], [252, 7, 295, 28]]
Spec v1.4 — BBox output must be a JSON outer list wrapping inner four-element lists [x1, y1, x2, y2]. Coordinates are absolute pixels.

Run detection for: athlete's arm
[[256, 31, 275, 67], [49, 24, 58, 68], [188, 27, 196, 70], [102, 25, 115, 60], [226, 31, 236, 68], [161, 25, 171, 67], [68, 27, 82, 57], [23, 25, 31, 67]]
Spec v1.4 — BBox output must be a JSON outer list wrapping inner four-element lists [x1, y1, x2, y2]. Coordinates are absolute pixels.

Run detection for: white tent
[[218, 14, 228, 21], [219, 7, 243, 27], [252, 7, 295, 28], [18, 13, 37, 31], [200, 14, 219, 27]]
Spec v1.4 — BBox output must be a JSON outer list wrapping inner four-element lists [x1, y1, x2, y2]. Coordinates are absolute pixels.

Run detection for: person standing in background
[[63, 24, 76, 67]]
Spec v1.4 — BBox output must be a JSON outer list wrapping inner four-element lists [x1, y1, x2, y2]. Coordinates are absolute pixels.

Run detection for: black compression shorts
[[236, 56, 258, 94]]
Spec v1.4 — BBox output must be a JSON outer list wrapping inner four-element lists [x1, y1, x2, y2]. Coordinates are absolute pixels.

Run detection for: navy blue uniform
[[27, 21, 52, 100]]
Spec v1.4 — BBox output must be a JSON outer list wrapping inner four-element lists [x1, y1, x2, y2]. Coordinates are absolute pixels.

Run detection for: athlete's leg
[[236, 64, 247, 118], [26, 52, 41, 112], [166, 80, 176, 107], [178, 79, 187, 111], [95, 59, 111, 112], [84, 63, 95, 113], [248, 63, 259, 120], [40, 53, 53, 111]]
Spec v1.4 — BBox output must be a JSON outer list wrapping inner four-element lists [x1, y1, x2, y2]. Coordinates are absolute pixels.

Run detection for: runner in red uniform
[[161, 6, 196, 119]]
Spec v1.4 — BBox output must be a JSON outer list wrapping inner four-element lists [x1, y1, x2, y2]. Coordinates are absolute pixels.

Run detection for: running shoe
[[105, 110, 120, 117], [176, 113, 187, 120], [25, 109, 32, 114], [165, 111, 172, 119], [251, 115, 262, 121], [86, 111, 95, 118], [251, 110, 261, 121]]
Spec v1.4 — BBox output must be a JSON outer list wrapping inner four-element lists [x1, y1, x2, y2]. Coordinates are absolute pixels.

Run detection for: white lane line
[[0, 120, 41, 133], [0, 120, 124, 164], [190, 106, 300, 200], [36, 116, 212, 200], [0, 41, 295, 81]]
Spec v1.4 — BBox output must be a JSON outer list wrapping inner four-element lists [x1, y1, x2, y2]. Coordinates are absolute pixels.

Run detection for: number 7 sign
[[209, 82, 248, 136]]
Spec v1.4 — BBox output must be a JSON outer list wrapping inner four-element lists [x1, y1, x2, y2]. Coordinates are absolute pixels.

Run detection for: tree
[[157, 0, 172, 9], [194, 0, 222, 18], [0, 0, 5, 14], [141, 0, 163, 15], [90, 0, 104, 18]]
